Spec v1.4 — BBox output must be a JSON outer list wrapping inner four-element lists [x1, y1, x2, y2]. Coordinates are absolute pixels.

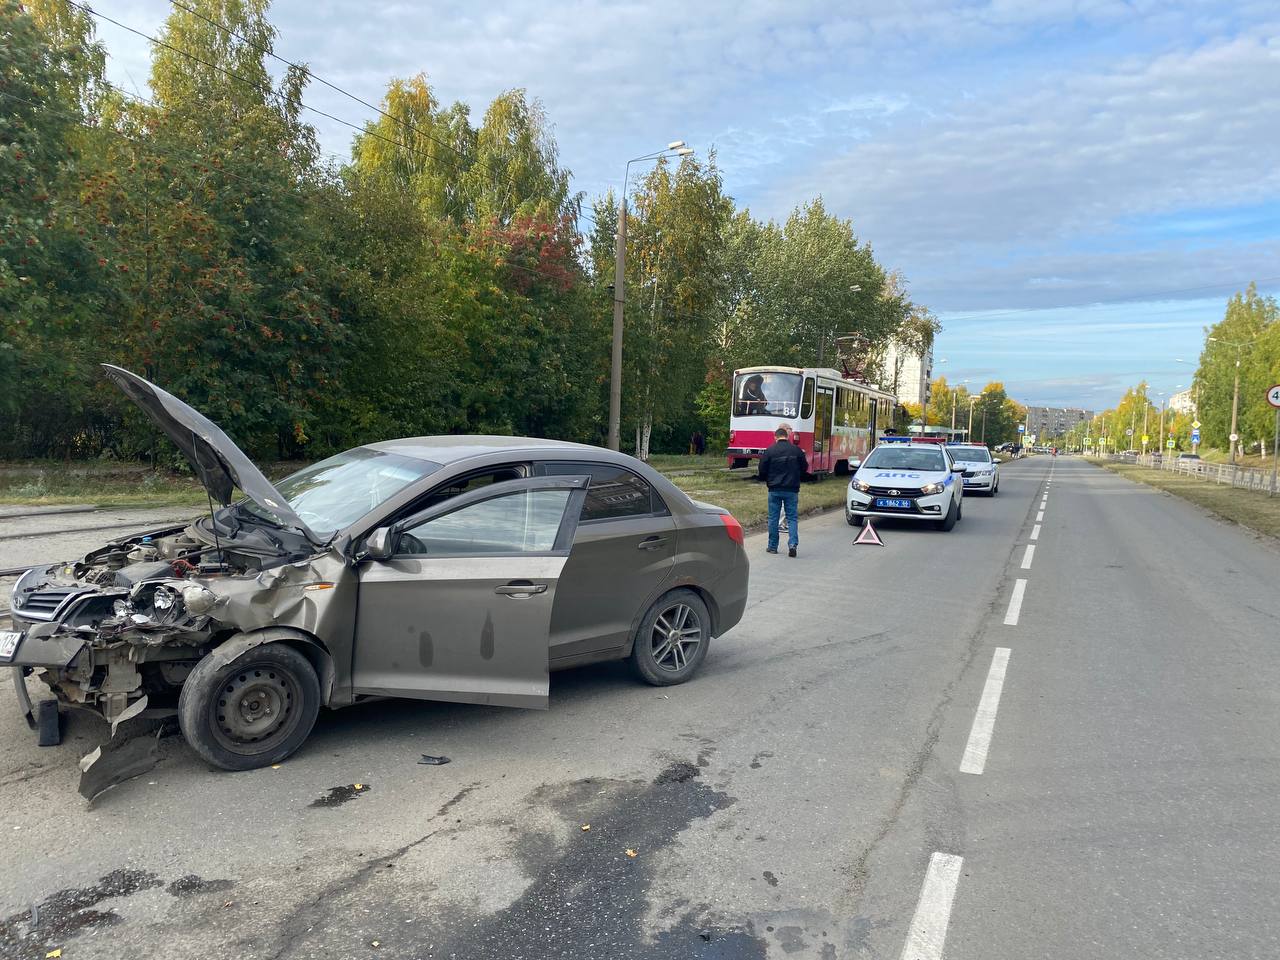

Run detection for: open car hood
[[102, 364, 321, 545]]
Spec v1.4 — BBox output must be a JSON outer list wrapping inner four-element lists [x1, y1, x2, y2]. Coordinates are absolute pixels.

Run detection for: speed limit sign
[[1267, 384, 1280, 408]]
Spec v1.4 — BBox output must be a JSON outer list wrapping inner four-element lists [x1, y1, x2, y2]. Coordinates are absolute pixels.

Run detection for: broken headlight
[[150, 585, 184, 624], [179, 584, 218, 616]]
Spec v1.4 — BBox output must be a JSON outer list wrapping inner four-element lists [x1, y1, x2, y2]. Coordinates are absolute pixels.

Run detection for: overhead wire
[[72, 0, 595, 229]]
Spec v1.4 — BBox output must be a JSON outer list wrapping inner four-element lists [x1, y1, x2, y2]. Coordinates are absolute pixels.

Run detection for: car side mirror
[[363, 527, 394, 561], [992, 457, 1002, 463], [848, 459, 861, 470], [951, 464, 965, 473]]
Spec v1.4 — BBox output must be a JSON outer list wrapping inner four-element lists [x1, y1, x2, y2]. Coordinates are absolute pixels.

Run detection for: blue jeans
[[767, 490, 799, 550]]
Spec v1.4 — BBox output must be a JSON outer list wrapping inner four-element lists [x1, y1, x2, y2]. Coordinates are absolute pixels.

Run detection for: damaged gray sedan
[[4, 365, 749, 772]]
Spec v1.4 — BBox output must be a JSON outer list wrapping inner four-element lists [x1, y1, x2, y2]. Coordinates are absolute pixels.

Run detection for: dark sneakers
[[788, 547, 797, 558], [766, 547, 778, 554]]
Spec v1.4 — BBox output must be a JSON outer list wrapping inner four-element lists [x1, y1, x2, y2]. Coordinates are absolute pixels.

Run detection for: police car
[[845, 437, 964, 531], [945, 443, 1001, 495]]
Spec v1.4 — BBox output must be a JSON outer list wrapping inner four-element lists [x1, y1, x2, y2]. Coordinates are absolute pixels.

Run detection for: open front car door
[[351, 475, 590, 709]]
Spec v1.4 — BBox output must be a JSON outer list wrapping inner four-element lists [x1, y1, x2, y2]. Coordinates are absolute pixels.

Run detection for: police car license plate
[[0, 630, 22, 661], [874, 498, 912, 509]]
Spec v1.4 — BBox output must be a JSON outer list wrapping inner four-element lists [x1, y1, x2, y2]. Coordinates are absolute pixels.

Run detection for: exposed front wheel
[[178, 641, 320, 771], [846, 510, 863, 527], [631, 589, 711, 686], [935, 498, 958, 531]]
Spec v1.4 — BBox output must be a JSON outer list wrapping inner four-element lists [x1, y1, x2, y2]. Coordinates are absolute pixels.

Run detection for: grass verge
[[650, 454, 849, 530], [1099, 460, 1280, 540], [0, 464, 207, 508]]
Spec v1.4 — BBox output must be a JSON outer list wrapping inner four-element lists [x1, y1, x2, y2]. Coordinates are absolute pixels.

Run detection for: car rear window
[[947, 446, 991, 463]]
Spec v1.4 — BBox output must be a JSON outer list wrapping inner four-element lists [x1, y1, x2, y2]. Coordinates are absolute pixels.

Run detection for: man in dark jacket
[[758, 426, 809, 556]]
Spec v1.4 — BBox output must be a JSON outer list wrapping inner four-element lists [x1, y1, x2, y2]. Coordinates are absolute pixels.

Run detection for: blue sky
[[94, 0, 1280, 408]]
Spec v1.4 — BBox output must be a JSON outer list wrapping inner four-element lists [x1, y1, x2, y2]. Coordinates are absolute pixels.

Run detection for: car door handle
[[494, 581, 548, 597], [637, 536, 669, 550]]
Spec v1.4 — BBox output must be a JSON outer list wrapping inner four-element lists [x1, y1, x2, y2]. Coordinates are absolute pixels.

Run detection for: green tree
[[101, 0, 348, 457], [1194, 284, 1280, 454], [0, 0, 110, 456], [973, 382, 1020, 445], [623, 153, 732, 459]]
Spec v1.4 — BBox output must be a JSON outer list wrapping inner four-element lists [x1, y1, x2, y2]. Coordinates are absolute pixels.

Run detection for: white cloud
[[769, 30, 1280, 309]]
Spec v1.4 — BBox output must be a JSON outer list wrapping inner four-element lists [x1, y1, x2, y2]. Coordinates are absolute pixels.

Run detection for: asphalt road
[[1, 456, 1276, 959]]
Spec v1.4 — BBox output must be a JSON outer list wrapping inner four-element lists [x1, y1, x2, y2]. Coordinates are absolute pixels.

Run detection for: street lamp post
[[607, 141, 695, 452], [967, 395, 979, 441]]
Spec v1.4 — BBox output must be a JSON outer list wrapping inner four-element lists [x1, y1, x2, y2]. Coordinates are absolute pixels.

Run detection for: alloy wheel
[[650, 602, 703, 672]]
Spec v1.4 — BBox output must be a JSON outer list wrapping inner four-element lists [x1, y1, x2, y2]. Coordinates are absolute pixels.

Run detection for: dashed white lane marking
[[960, 647, 1012, 774], [1021, 544, 1035, 569], [1036, 510, 1045, 522], [1030, 524, 1041, 541], [1003, 579, 1027, 625], [899, 852, 966, 960]]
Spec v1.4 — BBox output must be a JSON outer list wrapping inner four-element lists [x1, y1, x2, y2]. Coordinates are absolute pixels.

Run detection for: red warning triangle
[[853, 518, 885, 546]]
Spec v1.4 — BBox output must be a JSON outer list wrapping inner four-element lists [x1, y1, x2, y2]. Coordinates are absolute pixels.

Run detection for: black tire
[[178, 641, 320, 771], [991, 480, 998, 497], [36, 699, 61, 747], [957, 500, 963, 521], [730, 457, 748, 469], [846, 510, 863, 527], [630, 589, 711, 686], [935, 497, 958, 531]]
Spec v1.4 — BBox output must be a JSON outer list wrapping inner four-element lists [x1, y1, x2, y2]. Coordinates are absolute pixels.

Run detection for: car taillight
[[718, 512, 744, 545]]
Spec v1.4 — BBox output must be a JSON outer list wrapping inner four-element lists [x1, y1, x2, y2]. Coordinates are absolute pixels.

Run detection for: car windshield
[[241, 448, 441, 536], [863, 445, 946, 471], [947, 446, 991, 463], [733, 372, 802, 418]]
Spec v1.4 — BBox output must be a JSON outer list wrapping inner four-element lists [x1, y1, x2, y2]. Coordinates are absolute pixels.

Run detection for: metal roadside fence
[[1124, 453, 1280, 496]]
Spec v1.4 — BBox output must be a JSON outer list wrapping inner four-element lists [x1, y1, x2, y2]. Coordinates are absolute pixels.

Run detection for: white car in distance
[[946, 444, 1001, 496]]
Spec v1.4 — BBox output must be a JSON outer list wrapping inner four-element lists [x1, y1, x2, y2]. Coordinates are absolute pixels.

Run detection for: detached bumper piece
[[12, 667, 35, 729]]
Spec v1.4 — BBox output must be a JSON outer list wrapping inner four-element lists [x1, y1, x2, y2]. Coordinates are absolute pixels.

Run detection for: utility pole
[[1229, 354, 1241, 464], [607, 197, 627, 452], [967, 396, 978, 441], [606, 142, 693, 452]]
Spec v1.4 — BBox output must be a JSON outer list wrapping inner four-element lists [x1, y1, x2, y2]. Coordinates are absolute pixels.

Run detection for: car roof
[[362, 435, 601, 465]]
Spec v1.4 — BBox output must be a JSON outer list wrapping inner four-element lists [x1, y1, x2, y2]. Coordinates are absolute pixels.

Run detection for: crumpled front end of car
[[6, 524, 350, 726]]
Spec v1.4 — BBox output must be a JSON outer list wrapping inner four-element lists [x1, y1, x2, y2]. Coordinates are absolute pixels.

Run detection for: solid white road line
[[1021, 544, 1035, 569], [1003, 579, 1027, 625], [1030, 524, 1041, 540], [899, 852, 966, 960], [1036, 510, 1044, 522], [960, 647, 1012, 774]]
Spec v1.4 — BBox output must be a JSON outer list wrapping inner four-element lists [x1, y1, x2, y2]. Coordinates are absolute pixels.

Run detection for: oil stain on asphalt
[[418, 757, 769, 959], [0, 868, 161, 960], [310, 783, 372, 807]]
